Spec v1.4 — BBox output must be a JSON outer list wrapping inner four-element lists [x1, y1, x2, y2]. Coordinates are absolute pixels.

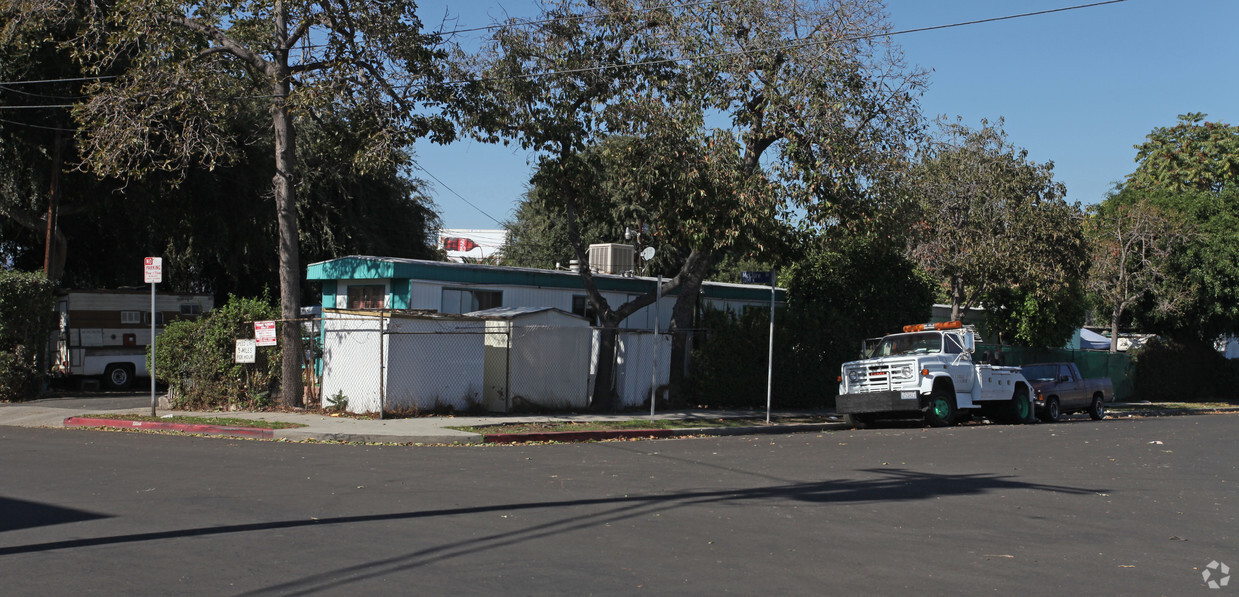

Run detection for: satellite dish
[[641, 247, 656, 261]]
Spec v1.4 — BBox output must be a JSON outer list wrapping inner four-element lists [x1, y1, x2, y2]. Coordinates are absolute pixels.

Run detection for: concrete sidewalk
[[0, 399, 844, 445]]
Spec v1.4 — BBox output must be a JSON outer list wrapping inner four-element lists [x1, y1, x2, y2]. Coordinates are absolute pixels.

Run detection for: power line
[[412, 163, 505, 226], [0, 1, 1128, 89], [0, 103, 73, 109], [0, 75, 116, 85], [449, 0, 1131, 84], [0, 117, 76, 132]]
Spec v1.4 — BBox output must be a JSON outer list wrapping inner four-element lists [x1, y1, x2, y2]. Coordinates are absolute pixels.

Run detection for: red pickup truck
[[1020, 362, 1113, 422]]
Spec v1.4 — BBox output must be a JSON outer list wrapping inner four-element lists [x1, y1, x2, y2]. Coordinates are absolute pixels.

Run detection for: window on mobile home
[[347, 285, 386, 309], [442, 288, 502, 314]]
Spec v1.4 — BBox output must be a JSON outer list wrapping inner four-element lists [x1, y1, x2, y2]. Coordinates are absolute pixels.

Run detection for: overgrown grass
[[79, 414, 306, 429]]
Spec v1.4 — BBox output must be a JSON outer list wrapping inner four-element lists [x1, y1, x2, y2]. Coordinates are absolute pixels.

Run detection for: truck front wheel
[[1089, 395, 1106, 420], [1039, 397, 1061, 423], [104, 364, 134, 390], [925, 388, 957, 427], [845, 413, 877, 429]]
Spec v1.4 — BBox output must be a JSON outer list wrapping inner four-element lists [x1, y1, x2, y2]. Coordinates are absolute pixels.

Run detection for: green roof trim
[[306, 256, 785, 303]]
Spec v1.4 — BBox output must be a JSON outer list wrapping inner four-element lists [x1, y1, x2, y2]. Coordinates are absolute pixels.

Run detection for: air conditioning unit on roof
[[587, 243, 635, 275]]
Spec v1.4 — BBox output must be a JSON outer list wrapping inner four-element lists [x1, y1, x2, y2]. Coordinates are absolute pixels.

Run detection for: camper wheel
[[104, 364, 134, 390]]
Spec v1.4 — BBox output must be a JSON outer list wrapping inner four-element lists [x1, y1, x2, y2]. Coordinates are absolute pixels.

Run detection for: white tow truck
[[836, 321, 1034, 428]]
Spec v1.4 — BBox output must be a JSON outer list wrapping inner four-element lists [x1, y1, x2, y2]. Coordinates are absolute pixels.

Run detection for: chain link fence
[[306, 311, 673, 415]]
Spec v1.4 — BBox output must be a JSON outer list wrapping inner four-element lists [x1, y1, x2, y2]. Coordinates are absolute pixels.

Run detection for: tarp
[[1079, 328, 1110, 350]]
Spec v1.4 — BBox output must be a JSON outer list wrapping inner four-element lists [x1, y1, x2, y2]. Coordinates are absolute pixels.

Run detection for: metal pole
[[150, 281, 156, 417], [650, 275, 661, 422], [379, 313, 387, 419], [765, 268, 775, 424]]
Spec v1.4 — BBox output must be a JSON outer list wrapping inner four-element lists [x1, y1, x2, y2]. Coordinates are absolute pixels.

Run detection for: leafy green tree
[[1085, 190, 1192, 352], [1129, 188, 1239, 343], [1126, 113, 1239, 194], [984, 283, 1088, 349], [462, 0, 923, 408], [62, 0, 456, 405], [908, 118, 1088, 345]]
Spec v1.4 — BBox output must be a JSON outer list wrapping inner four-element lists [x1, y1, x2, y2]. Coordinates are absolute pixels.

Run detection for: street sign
[[740, 271, 772, 285], [234, 339, 257, 363], [254, 321, 277, 346], [144, 257, 162, 284]]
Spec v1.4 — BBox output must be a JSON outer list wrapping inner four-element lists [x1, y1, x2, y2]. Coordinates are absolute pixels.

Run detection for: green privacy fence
[[976, 344, 1134, 401]]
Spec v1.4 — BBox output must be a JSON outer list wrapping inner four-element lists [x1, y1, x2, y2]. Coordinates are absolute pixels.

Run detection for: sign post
[[144, 257, 162, 416], [766, 268, 776, 424], [650, 275, 661, 422]]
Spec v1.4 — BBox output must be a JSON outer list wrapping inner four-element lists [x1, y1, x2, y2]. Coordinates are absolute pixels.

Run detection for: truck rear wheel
[[104, 364, 134, 390], [925, 388, 957, 427]]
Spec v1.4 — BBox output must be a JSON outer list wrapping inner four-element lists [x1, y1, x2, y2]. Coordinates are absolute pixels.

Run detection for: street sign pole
[[144, 257, 162, 417], [766, 268, 776, 424], [150, 281, 156, 416], [650, 275, 661, 422]]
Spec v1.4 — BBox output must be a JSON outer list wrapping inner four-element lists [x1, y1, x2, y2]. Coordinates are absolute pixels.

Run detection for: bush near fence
[[154, 295, 281, 410], [0, 270, 55, 402]]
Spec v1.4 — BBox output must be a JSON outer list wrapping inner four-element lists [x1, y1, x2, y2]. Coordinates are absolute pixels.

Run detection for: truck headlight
[[897, 366, 913, 379], [847, 369, 861, 383]]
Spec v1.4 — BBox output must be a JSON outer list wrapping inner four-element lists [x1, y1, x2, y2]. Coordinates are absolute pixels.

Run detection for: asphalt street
[[1, 414, 1235, 595]]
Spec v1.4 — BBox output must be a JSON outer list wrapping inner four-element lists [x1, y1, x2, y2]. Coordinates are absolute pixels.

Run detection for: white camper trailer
[[51, 289, 214, 389]]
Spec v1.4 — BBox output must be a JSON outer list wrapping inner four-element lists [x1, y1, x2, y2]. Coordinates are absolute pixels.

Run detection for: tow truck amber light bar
[[902, 320, 963, 333]]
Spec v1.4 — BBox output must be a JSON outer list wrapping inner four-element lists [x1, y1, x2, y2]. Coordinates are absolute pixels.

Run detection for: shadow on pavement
[[0, 497, 112, 532]]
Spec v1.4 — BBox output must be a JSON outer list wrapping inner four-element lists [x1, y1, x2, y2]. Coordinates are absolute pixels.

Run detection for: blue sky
[[414, 0, 1239, 230]]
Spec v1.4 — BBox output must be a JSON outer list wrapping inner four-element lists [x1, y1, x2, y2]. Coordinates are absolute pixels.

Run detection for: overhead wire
[[0, 0, 1128, 224], [411, 163, 506, 226]]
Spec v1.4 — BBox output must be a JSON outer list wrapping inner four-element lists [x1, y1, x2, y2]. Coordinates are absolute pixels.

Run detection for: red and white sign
[[254, 321, 277, 346], [144, 257, 162, 284]]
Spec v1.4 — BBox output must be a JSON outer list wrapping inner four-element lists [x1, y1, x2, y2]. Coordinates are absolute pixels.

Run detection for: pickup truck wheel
[[1089, 395, 1106, 420], [103, 364, 133, 390], [845, 413, 876, 429], [925, 389, 957, 427], [1039, 397, 1061, 423]]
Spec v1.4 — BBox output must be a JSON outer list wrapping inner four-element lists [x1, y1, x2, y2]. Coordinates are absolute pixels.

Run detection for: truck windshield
[[874, 332, 942, 356], [1021, 364, 1057, 382]]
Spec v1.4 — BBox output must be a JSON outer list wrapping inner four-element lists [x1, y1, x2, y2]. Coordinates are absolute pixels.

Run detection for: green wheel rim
[[1016, 393, 1031, 419], [933, 398, 951, 420]]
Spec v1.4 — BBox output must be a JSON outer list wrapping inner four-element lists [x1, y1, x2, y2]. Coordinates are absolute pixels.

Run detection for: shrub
[[0, 270, 55, 402], [153, 295, 281, 410], [1130, 337, 1239, 402]]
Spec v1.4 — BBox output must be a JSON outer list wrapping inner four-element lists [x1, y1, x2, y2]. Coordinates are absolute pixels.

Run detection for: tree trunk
[[592, 323, 619, 411], [950, 276, 963, 322], [1109, 306, 1121, 354], [271, 52, 303, 407], [667, 251, 713, 405], [42, 131, 64, 282]]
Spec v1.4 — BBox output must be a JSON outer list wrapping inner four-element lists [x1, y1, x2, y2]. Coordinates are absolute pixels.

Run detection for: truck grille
[[846, 361, 916, 393]]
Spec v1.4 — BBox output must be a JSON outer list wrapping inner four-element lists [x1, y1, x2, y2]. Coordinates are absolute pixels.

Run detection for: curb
[[63, 417, 274, 439], [484, 429, 675, 444], [482, 423, 844, 444]]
